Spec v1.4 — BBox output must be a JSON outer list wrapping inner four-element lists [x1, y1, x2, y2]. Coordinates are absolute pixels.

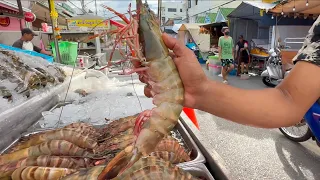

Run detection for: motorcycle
[[279, 100, 320, 147], [261, 47, 291, 87]]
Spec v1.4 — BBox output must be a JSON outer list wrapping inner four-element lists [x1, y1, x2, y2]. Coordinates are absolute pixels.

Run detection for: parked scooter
[[279, 100, 320, 147], [261, 47, 291, 87]]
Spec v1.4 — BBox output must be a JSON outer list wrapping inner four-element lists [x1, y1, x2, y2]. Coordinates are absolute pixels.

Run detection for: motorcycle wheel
[[279, 119, 313, 142], [262, 77, 276, 87]]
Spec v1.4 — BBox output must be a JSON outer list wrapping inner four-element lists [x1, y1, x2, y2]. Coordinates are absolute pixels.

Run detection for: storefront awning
[[228, 1, 277, 20], [172, 24, 182, 33], [31, 2, 68, 25], [177, 23, 210, 52], [270, 0, 320, 15], [200, 21, 227, 28]]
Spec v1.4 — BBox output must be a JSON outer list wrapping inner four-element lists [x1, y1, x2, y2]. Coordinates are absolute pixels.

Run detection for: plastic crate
[[0, 43, 53, 63], [50, 41, 78, 65]]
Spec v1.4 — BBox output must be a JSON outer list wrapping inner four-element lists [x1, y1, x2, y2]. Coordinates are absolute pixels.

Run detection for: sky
[[65, 0, 175, 19]]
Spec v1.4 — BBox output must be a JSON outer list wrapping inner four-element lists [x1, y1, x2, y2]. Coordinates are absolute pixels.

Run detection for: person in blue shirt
[[186, 39, 196, 50]]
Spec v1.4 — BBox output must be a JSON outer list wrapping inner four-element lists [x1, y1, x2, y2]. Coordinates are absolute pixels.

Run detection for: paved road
[[198, 66, 320, 180]]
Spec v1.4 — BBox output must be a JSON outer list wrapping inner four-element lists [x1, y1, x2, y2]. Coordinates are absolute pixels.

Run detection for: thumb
[[162, 33, 186, 57]]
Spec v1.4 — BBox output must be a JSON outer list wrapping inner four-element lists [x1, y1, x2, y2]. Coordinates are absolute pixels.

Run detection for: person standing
[[218, 27, 234, 84], [235, 35, 250, 76], [12, 28, 52, 56]]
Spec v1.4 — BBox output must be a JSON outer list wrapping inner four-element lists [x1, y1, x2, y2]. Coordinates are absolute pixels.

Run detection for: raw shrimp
[[11, 166, 76, 180], [0, 140, 92, 166], [10, 129, 97, 152], [98, 0, 184, 178]]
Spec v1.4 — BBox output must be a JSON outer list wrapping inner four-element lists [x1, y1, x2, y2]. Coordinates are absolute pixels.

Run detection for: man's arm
[[218, 37, 222, 60], [34, 45, 52, 56], [195, 61, 320, 128], [235, 44, 239, 59], [12, 40, 23, 49]]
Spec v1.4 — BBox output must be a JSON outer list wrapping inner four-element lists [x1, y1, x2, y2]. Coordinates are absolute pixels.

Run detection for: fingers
[[168, 51, 176, 59], [144, 85, 152, 98], [162, 33, 186, 57]]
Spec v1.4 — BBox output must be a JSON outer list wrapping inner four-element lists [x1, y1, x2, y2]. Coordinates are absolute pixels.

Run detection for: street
[[198, 66, 320, 180]]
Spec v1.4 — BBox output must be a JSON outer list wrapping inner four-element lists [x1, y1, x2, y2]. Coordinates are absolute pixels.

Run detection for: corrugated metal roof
[[219, 8, 235, 19], [0, 0, 31, 12], [196, 16, 205, 23], [208, 13, 217, 22]]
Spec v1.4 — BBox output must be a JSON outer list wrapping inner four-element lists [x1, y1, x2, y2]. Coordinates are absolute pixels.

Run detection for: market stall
[[227, 1, 277, 74], [0, 46, 232, 179], [268, 0, 320, 65], [199, 21, 227, 52], [173, 23, 209, 64]]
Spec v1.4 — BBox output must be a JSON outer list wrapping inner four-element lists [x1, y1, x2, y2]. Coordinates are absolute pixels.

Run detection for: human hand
[[143, 33, 209, 108]]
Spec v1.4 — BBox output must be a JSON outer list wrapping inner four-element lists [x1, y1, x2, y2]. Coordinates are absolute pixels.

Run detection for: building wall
[[161, 1, 187, 24], [0, 17, 26, 31]]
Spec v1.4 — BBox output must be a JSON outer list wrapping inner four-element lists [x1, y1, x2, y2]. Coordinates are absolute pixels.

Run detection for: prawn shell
[[11, 166, 76, 180], [61, 165, 105, 180], [11, 129, 97, 152], [0, 155, 80, 178], [0, 140, 92, 166]]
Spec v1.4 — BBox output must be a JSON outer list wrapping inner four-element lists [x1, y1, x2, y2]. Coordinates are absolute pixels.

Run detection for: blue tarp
[[0, 43, 53, 63], [186, 42, 196, 50]]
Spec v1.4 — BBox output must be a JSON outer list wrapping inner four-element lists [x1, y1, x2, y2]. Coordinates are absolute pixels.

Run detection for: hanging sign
[[67, 19, 109, 30], [0, 17, 10, 27], [24, 12, 36, 22]]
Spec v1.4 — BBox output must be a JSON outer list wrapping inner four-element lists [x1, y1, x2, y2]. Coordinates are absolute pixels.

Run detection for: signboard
[[24, 12, 36, 22], [61, 3, 75, 14], [67, 19, 109, 30], [0, 17, 10, 27]]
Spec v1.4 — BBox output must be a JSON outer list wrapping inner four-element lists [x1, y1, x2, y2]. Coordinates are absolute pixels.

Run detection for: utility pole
[[80, 0, 86, 14], [48, 0, 61, 63], [95, 0, 97, 15], [158, 0, 162, 25]]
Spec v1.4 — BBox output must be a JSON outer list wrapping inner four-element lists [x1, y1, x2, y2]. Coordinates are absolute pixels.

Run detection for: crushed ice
[[39, 74, 155, 128]]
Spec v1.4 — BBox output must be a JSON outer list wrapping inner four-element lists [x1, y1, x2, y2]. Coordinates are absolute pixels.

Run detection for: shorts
[[240, 56, 249, 64], [221, 59, 234, 67]]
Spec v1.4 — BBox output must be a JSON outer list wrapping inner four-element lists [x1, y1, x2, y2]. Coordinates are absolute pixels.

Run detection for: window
[[161, 17, 165, 25], [196, 0, 198, 5], [180, 9, 182, 12], [168, 8, 177, 12], [188, 0, 191, 8]]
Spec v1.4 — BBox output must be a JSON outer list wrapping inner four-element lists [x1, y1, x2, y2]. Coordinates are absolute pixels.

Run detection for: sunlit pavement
[[199, 65, 320, 180]]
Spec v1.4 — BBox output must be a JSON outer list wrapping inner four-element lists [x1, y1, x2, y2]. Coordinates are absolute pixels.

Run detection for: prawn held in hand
[[97, 0, 185, 178]]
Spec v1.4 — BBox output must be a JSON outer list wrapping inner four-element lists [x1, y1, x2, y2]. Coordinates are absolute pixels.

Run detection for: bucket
[[50, 41, 78, 65], [208, 55, 220, 65], [208, 64, 222, 76]]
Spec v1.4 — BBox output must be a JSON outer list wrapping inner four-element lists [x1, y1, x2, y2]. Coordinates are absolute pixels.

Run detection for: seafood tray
[[0, 103, 206, 168], [182, 163, 215, 180]]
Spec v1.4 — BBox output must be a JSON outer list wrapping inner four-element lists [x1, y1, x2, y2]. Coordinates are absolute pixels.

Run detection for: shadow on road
[[207, 113, 277, 140], [275, 136, 320, 180]]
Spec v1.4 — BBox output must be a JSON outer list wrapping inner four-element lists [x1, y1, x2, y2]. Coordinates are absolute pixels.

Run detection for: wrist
[[192, 77, 211, 110]]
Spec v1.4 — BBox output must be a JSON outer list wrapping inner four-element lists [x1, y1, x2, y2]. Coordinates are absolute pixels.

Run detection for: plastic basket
[[50, 41, 78, 65], [0, 43, 53, 63], [208, 55, 220, 65]]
